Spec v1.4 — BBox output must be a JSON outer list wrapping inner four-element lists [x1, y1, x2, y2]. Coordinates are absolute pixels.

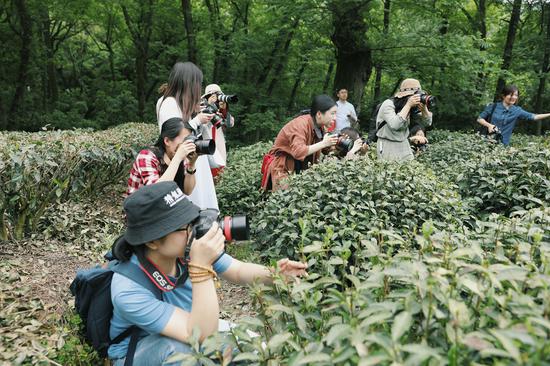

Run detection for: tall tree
[[495, 0, 522, 99], [181, 0, 197, 64], [8, 0, 32, 122], [373, 0, 391, 104], [533, 2, 550, 135], [330, 0, 373, 111], [459, 0, 489, 100], [121, 0, 154, 120]]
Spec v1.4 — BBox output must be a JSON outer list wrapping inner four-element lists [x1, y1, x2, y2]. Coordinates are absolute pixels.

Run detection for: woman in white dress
[[156, 62, 219, 211]]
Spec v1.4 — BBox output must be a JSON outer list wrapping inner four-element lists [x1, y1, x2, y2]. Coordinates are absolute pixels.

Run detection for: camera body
[[184, 135, 216, 155], [328, 132, 354, 152], [486, 126, 503, 144], [201, 103, 225, 128], [193, 209, 250, 241]]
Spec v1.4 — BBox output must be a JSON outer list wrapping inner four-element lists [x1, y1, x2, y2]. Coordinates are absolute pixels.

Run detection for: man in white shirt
[[335, 88, 358, 131]]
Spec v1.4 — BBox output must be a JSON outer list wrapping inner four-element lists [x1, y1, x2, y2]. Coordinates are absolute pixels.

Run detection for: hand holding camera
[[322, 133, 339, 148], [174, 140, 197, 162], [197, 112, 214, 125], [189, 222, 225, 267]]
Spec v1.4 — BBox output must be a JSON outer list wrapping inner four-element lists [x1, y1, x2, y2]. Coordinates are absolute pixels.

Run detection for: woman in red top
[[127, 118, 198, 196], [261, 95, 339, 191]]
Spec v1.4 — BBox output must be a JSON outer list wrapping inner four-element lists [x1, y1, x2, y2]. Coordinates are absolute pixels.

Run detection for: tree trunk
[[331, 0, 373, 112], [181, 0, 197, 64], [373, 0, 391, 104], [533, 3, 550, 135], [287, 58, 307, 111], [121, 0, 154, 120], [322, 62, 334, 94], [39, 6, 58, 108], [495, 0, 522, 100], [204, 0, 225, 82], [266, 17, 300, 97], [9, 0, 32, 121]]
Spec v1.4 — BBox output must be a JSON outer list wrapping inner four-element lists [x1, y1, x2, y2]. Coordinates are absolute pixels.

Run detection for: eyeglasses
[[174, 224, 191, 233]]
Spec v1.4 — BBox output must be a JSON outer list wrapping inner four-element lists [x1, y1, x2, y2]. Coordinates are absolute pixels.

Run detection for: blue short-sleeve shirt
[[479, 102, 534, 145], [108, 253, 233, 359]]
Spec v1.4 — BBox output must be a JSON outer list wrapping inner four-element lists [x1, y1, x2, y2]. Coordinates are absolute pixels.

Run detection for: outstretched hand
[[276, 258, 308, 279]]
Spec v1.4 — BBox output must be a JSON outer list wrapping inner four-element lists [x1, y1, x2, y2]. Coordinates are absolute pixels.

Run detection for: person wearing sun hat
[[200, 84, 236, 180], [375, 78, 432, 161], [108, 182, 308, 365]]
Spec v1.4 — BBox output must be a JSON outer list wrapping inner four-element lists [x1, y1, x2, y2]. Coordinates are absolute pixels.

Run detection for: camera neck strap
[[135, 251, 188, 292]]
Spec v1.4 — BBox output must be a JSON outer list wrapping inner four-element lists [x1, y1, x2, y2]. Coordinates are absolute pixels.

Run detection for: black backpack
[[70, 259, 164, 366], [367, 99, 393, 143]]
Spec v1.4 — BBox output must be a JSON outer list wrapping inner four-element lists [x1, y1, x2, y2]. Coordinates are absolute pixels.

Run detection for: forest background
[[2, 0, 550, 141]]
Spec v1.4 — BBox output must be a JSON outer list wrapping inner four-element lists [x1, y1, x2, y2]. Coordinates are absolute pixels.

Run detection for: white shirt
[[335, 100, 357, 131], [156, 97, 219, 211]]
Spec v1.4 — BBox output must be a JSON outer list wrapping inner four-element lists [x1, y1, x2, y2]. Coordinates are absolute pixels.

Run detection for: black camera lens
[[194, 210, 250, 241], [417, 92, 436, 108], [337, 136, 354, 152], [218, 215, 249, 241], [184, 135, 216, 155], [194, 139, 216, 155]]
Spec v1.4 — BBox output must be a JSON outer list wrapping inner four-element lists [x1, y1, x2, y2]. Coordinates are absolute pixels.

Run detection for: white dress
[[156, 97, 219, 211]]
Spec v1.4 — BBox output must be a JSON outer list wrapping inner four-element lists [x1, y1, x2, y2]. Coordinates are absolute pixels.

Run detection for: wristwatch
[[186, 167, 197, 175]]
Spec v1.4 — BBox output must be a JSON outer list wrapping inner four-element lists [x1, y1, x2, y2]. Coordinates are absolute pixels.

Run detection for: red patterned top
[[126, 149, 184, 196]]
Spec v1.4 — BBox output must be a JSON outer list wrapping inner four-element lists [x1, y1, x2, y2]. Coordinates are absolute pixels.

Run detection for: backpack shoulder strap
[[111, 261, 163, 300]]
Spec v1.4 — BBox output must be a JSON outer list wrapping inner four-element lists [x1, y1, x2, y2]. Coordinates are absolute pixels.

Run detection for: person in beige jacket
[[376, 78, 432, 161]]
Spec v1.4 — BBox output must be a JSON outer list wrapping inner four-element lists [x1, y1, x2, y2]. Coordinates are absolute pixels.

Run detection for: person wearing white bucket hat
[[375, 78, 432, 161], [200, 84, 236, 180]]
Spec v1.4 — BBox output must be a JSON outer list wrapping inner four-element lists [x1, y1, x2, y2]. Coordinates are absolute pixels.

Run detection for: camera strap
[[135, 251, 188, 292]]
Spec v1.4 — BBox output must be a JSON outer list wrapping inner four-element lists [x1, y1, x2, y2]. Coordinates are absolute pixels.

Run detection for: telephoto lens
[[193, 209, 250, 241], [217, 94, 238, 103]]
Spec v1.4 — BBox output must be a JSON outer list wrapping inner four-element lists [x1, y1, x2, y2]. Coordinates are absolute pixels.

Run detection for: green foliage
[[217, 141, 272, 216], [0, 123, 156, 239], [419, 131, 550, 216], [253, 157, 472, 258], [182, 207, 550, 365], [51, 313, 101, 366]]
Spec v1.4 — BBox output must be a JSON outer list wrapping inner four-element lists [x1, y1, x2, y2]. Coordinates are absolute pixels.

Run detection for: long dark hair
[[160, 62, 203, 121], [152, 117, 192, 190], [310, 94, 336, 124], [392, 96, 409, 115]]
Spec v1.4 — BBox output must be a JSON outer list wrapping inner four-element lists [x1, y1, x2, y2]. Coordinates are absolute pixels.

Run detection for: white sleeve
[[156, 97, 182, 131]]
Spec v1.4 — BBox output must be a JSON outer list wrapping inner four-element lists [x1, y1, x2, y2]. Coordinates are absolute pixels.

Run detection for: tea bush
[[253, 157, 473, 258], [216, 141, 272, 216], [419, 132, 550, 216], [0, 123, 157, 239], [176, 208, 550, 365]]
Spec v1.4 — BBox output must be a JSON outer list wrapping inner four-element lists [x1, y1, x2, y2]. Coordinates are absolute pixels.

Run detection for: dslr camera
[[486, 126, 503, 144], [328, 132, 355, 152], [193, 209, 250, 241], [414, 90, 436, 108], [184, 135, 216, 155], [201, 103, 225, 128], [410, 91, 436, 115]]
